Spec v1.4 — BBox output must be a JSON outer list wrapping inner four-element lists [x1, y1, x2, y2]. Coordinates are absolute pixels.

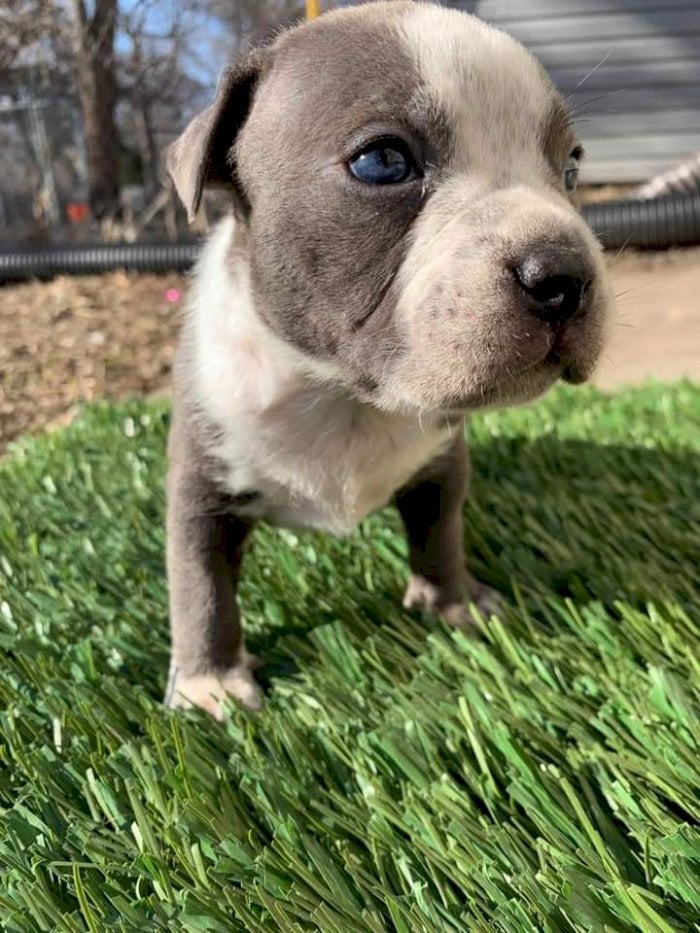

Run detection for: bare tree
[[0, 0, 320, 240], [68, 0, 121, 222], [119, 0, 190, 198], [0, 0, 61, 79], [205, 0, 306, 58]]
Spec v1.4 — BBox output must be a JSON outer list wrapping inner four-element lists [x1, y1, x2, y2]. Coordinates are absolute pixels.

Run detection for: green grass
[[1, 383, 699, 932]]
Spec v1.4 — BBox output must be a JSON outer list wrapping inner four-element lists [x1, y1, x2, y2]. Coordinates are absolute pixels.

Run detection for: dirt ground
[[1, 247, 699, 453], [594, 247, 700, 390], [0, 272, 181, 452]]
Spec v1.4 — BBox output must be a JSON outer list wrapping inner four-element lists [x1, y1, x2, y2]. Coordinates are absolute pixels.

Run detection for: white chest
[[211, 388, 451, 534]]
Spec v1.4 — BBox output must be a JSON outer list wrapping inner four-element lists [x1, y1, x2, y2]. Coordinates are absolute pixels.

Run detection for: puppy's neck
[[188, 216, 341, 424]]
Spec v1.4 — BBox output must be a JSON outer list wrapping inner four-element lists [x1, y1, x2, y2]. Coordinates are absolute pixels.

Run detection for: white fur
[[168, 666, 262, 718], [188, 218, 452, 535], [401, 6, 552, 186]]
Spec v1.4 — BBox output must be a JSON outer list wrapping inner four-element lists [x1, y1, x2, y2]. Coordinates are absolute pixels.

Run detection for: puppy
[[164, 1, 610, 717]]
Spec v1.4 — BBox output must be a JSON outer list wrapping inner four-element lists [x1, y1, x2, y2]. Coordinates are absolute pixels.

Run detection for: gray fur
[[163, 1, 610, 716]]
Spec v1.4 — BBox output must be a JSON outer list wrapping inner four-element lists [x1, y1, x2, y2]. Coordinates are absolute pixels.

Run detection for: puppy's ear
[[166, 48, 268, 222]]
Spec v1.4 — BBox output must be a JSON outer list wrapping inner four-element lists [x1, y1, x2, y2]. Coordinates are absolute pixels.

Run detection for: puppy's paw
[[403, 574, 503, 630], [466, 578, 504, 621], [166, 663, 262, 720], [403, 574, 449, 614], [403, 575, 468, 627]]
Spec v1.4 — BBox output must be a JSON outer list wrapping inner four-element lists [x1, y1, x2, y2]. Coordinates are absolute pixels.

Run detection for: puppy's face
[[169, 1, 610, 414]]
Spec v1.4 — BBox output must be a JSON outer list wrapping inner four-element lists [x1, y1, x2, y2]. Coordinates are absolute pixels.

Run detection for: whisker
[[574, 52, 612, 92], [566, 88, 626, 116], [613, 286, 646, 300], [598, 232, 634, 255], [606, 239, 633, 269]]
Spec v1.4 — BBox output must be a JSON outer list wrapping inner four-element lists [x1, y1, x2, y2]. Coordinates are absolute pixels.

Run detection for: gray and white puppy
[[164, 0, 609, 717]]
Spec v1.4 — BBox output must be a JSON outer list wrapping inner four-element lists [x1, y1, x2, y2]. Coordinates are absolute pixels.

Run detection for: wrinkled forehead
[[256, 2, 565, 166]]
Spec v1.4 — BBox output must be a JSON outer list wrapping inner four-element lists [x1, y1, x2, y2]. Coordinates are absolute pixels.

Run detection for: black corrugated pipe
[[0, 193, 699, 283], [583, 192, 700, 250], [0, 241, 202, 282]]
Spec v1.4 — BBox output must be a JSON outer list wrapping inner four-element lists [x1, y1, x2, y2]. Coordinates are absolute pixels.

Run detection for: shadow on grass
[[248, 436, 699, 685], [467, 436, 698, 602]]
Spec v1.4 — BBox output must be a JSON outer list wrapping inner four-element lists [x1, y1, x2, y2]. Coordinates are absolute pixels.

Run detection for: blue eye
[[348, 139, 417, 185], [564, 148, 582, 192], [564, 164, 579, 192]]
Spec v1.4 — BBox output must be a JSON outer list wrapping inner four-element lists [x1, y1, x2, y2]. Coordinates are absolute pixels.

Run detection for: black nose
[[513, 248, 592, 324]]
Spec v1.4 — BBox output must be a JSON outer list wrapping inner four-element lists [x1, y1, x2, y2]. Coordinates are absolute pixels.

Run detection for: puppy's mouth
[[549, 354, 586, 385], [544, 323, 588, 384], [440, 325, 589, 411], [494, 322, 587, 385]]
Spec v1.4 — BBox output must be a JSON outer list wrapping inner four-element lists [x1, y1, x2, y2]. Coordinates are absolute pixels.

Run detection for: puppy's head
[[168, 0, 610, 414]]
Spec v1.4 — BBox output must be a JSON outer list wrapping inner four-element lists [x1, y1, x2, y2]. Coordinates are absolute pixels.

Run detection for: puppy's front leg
[[165, 426, 261, 717], [395, 434, 499, 629]]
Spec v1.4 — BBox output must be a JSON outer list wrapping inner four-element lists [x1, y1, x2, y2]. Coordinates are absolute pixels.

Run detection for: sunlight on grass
[[1, 383, 699, 931]]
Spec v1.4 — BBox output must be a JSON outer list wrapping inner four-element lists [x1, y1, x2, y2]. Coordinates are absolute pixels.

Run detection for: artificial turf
[[0, 383, 699, 932]]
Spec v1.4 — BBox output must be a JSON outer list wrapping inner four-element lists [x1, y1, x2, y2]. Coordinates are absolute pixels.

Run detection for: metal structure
[[0, 83, 87, 236], [473, 0, 700, 184], [0, 95, 60, 229]]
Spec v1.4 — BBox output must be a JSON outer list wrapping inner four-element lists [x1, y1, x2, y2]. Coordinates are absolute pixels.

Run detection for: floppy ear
[[166, 48, 268, 222]]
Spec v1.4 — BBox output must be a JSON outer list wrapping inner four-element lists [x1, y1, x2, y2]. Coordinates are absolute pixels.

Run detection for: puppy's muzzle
[[512, 245, 594, 326]]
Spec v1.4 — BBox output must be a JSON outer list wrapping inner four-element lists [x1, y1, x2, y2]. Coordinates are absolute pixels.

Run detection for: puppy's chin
[[451, 361, 562, 412], [385, 341, 602, 415], [449, 345, 600, 410], [371, 360, 558, 416]]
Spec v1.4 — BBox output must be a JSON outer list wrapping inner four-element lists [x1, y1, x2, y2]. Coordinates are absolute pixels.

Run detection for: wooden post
[[306, 0, 320, 18]]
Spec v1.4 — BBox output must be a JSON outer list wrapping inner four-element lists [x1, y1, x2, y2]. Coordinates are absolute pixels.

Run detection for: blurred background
[[1, 0, 303, 245], [0, 0, 699, 451], [2, 0, 700, 245]]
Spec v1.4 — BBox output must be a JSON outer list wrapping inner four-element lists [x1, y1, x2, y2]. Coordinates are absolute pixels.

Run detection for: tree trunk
[[138, 94, 160, 195], [129, 34, 160, 197], [69, 0, 121, 222]]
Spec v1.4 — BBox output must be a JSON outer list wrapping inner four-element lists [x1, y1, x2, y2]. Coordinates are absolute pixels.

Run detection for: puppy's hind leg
[[395, 433, 501, 630]]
